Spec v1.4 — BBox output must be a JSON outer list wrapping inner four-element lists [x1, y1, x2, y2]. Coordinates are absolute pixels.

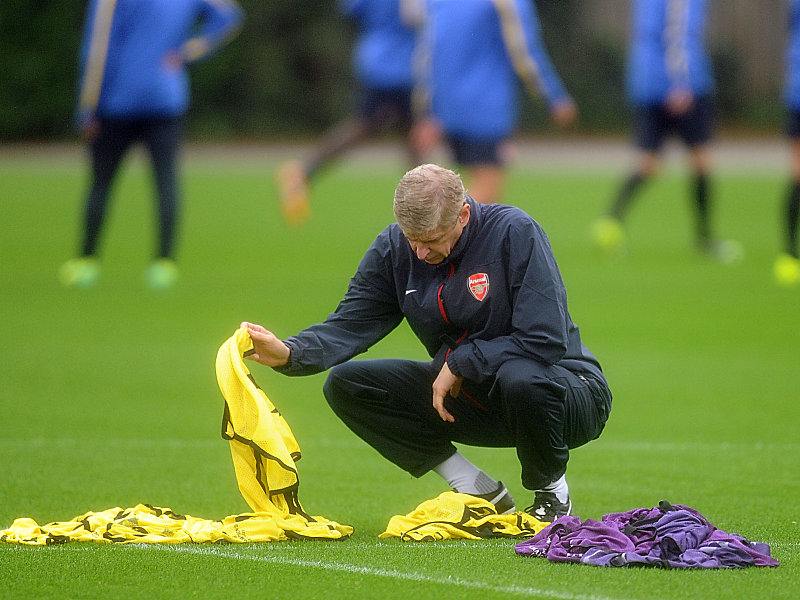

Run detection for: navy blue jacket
[[279, 198, 603, 384]]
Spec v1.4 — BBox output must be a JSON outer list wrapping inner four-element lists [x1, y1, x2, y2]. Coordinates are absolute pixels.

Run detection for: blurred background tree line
[[0, 0, 787, 142]]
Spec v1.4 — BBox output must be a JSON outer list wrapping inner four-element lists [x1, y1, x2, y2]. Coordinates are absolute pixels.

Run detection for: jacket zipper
[[436, 263, 455, 324]]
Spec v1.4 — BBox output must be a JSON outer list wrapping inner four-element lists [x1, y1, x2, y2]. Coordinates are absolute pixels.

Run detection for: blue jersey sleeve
[[500, 0, 570, 107], [786, 0, 800, 109], [181, 0, 244, 63], [76, 0, 112, 127]]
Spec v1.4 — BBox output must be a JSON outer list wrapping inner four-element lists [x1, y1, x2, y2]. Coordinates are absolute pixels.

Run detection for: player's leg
[[143, 117, 181, 259], [682, 96, 715, 250], [323, 358, 515, 511], [610, 149, 659, 220], [305, 88, 409, 180], [787, 136, 800, 259], [276, 87, 405, 226], [302, 118, 371, 181], [59, 118, 134, 288], [688, 142, 712, 247], [593, 105, 662, 253], [83, 119, 135, 256], [392, 89, 424, 168], [775, 112, 800, 285], [681, 96, 741, 263], [490, 358, 611, 520], [463, 165, 505, 205], [142, 116, 181, 289], [447, 136, 506, 204]]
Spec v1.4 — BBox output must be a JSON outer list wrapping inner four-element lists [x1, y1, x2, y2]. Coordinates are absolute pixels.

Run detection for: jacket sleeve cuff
[[446, 350, 464, 377], [272, 340, 297, 374]]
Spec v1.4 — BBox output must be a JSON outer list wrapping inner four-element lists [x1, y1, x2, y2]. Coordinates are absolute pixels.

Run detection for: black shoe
[[524, 491, 571, 522], [467, 481, 516, 515]]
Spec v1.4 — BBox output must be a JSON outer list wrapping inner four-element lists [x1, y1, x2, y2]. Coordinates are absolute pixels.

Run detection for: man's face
[[403, 203, 470, 265]]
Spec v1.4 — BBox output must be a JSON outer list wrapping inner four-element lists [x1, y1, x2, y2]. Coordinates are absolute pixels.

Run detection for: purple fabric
[[704, 530, 781, 567], [514, 501, 780, 569], [514, 516, 582, 558], [652, 509, 715, 559]]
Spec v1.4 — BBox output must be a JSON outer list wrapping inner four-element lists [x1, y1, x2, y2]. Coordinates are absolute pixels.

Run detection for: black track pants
[[83, 116, 182, 258], [323, 358, 611, 490]]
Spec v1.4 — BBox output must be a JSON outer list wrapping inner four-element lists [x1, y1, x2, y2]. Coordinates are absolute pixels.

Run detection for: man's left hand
[[432, 362, 462, 422]]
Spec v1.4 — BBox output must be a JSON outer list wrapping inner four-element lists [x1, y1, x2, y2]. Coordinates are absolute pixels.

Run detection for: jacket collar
[[439, 195, 481, 267]]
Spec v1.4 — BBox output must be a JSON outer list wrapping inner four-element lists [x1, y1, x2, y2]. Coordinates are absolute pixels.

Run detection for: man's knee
[[322, 362, 356, 409], [494, 360, 563, 401], [323, 361, 391, 410]]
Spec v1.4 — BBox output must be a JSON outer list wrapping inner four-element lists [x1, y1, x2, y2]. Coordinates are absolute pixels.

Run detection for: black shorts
[[445, 135, 505, 166], [356, 86, 414, 125], [786, 109, 800, 139], [634, 95, 714, 152]]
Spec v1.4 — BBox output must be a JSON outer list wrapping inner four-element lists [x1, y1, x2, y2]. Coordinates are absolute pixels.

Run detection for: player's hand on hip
[[240, 321, 290, 367], [411, 117, 443, 155], [81, 118, 100, 141], [666, 87, 694, 115], [551, 99, 578, 128], [432, 362, 461, 422]]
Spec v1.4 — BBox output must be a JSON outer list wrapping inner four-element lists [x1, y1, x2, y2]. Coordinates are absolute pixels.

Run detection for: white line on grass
[[142, 544, 623, 600], [0, 438, 219, 449], [3, 438, 797, 452], [590, 441, 800, 453]]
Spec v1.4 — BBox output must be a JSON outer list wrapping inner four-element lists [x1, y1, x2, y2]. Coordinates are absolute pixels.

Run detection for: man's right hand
[[80, 117, 100, 141], [410, 117, 443, 156], [665, 87, 694, 115], [240, 321, 290, 367], [550, 98, 578, 128]]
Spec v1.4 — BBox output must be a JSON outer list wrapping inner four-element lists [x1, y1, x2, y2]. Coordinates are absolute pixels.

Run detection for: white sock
[[432, 452, 498, 495], [539, 474, 569, 504]]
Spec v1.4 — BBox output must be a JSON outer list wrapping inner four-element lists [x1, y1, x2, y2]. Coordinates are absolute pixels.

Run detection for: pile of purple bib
[[515, 501, 780, 568]]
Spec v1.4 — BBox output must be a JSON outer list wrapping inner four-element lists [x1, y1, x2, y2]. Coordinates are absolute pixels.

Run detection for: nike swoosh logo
[[405, 289, 417, 295]]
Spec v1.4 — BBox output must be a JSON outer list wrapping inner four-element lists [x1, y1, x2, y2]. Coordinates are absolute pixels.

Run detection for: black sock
[[609, 173, 645, 220], [694, 173, 710, 246], [786, 181, 800, 258]]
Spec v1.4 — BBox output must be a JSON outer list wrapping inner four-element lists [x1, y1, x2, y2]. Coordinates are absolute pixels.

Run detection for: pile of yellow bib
[[0, 328, 352, 545]]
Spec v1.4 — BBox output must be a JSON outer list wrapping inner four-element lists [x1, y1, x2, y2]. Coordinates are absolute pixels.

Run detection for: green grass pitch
[[0, 145, 797, 599]]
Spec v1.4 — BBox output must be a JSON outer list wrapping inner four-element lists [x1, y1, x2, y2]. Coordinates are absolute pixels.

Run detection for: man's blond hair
[[393, 164, 466, 237]]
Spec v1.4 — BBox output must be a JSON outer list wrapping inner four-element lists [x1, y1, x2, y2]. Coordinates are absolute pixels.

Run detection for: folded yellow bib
[[0, 328, 352, 545], [380, 491, 549, 542]]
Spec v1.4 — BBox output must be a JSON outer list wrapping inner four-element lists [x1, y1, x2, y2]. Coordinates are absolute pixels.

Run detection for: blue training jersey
[[341, 0, 420, 90], [417, 0, 570, 141], [626, 0, 714, 106], [786, 0, 800, 110], [77, 0, 243, 125]]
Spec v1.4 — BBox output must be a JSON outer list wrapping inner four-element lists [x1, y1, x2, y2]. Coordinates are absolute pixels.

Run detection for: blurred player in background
[[592, 0, 741, 263], [410, 0, 576, 205], [276, 0, 423, 226], [775, 0, 800, 286], [59, 0, 243, 290]]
